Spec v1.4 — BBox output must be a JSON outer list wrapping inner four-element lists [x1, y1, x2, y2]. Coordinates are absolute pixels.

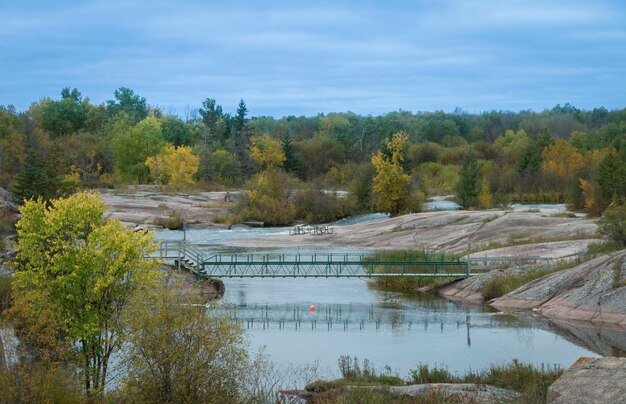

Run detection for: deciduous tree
[[8, 192, 159, 395], [146, 144, 199, 190], [371, 132, 412, 215], [250, 134, 285, 169]]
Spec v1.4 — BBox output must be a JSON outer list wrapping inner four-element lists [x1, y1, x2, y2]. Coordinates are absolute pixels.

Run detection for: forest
[[1, 87, 626, 223]]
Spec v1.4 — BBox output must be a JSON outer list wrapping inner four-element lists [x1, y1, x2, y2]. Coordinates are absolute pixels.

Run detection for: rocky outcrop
[[491, 251, 626, 328], [547, 357, 626, 403], [0, 187, 18, 213], [366, 383, 522, 402]]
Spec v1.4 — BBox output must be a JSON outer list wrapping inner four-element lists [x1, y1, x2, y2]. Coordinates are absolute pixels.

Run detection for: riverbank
[[284, 356, 626, 403]]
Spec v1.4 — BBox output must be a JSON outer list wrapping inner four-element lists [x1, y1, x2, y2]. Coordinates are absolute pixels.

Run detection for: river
[[157, 213, 600, 379]]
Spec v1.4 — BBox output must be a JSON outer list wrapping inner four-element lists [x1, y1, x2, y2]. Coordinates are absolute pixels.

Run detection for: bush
[[121, 287, 251, 403], [294, 187, 353, 224], [0, 362, 83, 404], [234, 168, 299, 226], [155, 211, 184, 230], [598, 202, 626, 246]]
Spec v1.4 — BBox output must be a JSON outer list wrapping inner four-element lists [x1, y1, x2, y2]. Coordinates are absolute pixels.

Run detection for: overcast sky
[[1, 0, 625, 117]]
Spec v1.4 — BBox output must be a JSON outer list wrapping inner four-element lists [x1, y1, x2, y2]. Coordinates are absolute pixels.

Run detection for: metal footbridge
[[153, 240, 470, 279]]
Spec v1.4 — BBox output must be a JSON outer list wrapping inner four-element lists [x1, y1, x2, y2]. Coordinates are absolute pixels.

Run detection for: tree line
[[1, 87, 625, 219]]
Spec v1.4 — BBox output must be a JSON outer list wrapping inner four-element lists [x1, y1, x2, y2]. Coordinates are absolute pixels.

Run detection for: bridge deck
[[154, 240, 470, 279]]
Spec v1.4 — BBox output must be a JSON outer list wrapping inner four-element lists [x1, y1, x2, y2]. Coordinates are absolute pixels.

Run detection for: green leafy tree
[[8, 192, 159, 395], [40, 88, 88, 138], [112, 116, 165, 183], [199, 98, 223, 133], [456, 151, 479, 208], [106, 87, 148, 123], [161, 116, 192, 146]]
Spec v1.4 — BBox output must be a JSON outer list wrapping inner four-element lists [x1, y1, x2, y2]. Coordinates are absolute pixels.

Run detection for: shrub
[[155, 211, 184, 230], [294, 187, 353, 224], [121, 287, 251, 403], [234, 168, 299, 226], [598, 202, 626, 246]]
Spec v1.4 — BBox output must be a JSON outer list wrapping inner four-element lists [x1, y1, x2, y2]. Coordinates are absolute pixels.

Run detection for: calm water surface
[[157, 215, 599, 378]]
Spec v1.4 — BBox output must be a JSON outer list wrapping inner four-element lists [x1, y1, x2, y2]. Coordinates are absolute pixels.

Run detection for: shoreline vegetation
[[289, 356, 563, 403]]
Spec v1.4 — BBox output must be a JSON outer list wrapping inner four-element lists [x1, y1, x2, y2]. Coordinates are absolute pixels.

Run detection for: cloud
[[0, 0, 625, 115]]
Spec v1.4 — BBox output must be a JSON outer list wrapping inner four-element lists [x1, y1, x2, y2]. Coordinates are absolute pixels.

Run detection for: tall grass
[[321, 359, 562, 403], [481, 256, 588, 300], [482, 267, 556, 300], [366, 250, 464, 292]]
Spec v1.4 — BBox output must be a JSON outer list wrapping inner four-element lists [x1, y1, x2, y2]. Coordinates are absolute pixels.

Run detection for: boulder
[[547, 357, 626, 403]]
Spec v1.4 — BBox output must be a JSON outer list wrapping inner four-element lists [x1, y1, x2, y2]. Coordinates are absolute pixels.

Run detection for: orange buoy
[[309, 304, 315, 313]]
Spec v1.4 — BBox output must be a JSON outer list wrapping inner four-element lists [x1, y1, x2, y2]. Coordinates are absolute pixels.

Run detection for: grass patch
[[482, 266, 559, 300], [587, 241, 622, 255], [365, 250, 465, 293]]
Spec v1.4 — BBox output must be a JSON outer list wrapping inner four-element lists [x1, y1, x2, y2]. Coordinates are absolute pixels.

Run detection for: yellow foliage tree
[[146, 144, 199, 191], [478, 178, 492, 209], [542, 140, 585, 181], [250, 134, 285, 169], [371, 132, 411, 215]]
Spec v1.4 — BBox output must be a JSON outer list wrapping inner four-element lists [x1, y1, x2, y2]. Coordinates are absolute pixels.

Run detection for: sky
[[1, 0, 626, 117]]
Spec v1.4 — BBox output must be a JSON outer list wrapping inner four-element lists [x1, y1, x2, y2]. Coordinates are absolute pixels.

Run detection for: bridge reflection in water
[[213, 303, 474, 347]]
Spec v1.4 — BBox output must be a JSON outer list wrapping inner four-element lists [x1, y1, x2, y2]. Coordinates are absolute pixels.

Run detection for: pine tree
[[281, 134, 301, 175], [231, 99, 253, 176], [457, 152, 479, 208], [13, 148, 48, 201]]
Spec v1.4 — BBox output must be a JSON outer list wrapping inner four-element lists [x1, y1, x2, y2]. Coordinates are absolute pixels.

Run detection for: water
[[425, 195, 461, 211], [218, 278, 597, 377], [157, 215, 603, 379]]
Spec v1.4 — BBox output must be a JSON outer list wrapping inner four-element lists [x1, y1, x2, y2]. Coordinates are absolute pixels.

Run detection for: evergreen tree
[[13, 148, 48, 201], [231, 99, 253, 176], [597, 148, 626, 206], [281, 134, 301, 175], [456, 151, 479, 208], [234, 99, 248, 132]]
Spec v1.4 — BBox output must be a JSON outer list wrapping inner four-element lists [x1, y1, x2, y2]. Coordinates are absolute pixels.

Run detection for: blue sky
[[1, 0, 625, 117]]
